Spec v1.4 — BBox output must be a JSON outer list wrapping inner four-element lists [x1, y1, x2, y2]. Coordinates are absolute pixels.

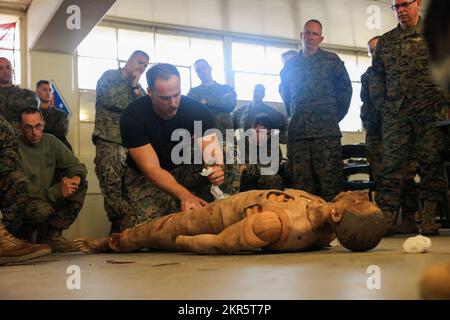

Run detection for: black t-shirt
[[121, 95, 214, 172]]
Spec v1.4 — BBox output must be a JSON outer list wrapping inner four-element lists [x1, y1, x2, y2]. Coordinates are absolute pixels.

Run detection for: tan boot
[[42, 228, 77, 253], [0, 223, 52, 266], [419, 201, 440, 236], [393, 210, 419, 234]]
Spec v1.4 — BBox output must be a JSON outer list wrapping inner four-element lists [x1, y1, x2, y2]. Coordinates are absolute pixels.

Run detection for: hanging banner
[[0, 22, 16, 51], [50, 80, 72, 118]]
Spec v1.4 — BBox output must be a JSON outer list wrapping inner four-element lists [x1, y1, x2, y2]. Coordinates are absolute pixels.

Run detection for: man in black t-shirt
[[120, 63, 227, 228]]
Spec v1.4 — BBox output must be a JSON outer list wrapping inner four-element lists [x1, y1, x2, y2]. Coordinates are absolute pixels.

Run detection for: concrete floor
[[1, 231, 450, 300]]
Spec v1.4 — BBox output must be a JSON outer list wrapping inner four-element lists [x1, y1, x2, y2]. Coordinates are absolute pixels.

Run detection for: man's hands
[[178, 165, 224, 211], [61, 176, 81, 198], [180, 193, 208, 211], [206, 165, 225, 186]]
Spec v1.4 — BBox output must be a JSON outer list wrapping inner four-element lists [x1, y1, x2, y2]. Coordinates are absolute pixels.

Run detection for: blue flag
[[50, 80, 71, 118]]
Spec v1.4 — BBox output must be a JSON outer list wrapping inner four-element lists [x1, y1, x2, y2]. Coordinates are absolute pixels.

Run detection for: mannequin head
[[329, 191, 386, 252]]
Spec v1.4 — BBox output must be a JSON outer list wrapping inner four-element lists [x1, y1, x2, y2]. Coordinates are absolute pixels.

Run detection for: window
[[77, 26, 225, 122], [337, 52, 372, 132], [77, 23, 368, 133], [232, 42, 296, 102], [0, 14, 21, 85]]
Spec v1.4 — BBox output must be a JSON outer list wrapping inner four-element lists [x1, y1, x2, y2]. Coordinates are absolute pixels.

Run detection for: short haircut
[[193, 59, 210, 68], [18, 107, 43, 123], [367, 36, 381, 44], [146, 63, 180, 90], [36, 80, 50, 88], [254, 83, 265, 91], [304, 19, 323, 31], [0, 57, 11, 64], [128, 50, 150, 62]]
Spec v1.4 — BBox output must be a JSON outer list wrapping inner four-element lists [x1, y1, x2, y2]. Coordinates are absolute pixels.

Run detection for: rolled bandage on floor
[[403, 235, 432, 253]]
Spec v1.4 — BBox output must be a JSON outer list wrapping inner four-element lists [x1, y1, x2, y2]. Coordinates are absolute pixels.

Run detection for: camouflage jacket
[[0, 86, 38, 134], [93, 69, 146, 145], [0, 115, 18, 177], [188, 82, 237, 135], [279, 49, 352, 141], [371, 17, 448, 114], [41, 107, 72, 151], [360, 67, 382, 137], [232, 102, 287, 132]]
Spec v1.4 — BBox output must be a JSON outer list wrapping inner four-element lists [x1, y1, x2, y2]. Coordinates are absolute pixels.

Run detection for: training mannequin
[[76, 190, 386, 254]]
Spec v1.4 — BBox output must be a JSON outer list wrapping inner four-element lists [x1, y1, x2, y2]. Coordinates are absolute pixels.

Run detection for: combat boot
[[0, 223, 52, 266], [42, 228, 77, 252], [393, 209, 419, 234], [419, 200, 440, 236]]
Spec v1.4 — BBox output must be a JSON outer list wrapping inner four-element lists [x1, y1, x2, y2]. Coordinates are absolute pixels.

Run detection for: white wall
[[107, 0, 399, 48]]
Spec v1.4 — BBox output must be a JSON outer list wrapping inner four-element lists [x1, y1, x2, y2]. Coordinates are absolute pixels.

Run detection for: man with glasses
[[372, 0, 449, 235], [361, 36, 419, 235], [93, 50, 149, 234], [0, 57, 37, 134], [0, 115, 52, 265], [13, 107, 87, 252]]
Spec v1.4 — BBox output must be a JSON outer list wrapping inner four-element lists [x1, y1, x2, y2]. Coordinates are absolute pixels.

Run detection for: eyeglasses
[[22, 122, 44, 133], [391, 0, 417, 11]]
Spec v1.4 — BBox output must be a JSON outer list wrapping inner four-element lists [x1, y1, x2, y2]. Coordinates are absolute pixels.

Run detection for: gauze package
[[403, 235, 432, 253], [201, 167, 230, 200]]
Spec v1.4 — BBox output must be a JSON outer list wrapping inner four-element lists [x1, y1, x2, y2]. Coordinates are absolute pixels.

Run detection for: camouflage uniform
[[360, 67, 383, 180], [232, 102, 288, 143], [122, 134, 242, 229], [93, 69, 146, 224], [0, 86, 38, 134], [0, 115, 28, 233], [280, 49, 352, 201], [16, 134, 88, 235], [22, 181, 87, 233], [372, 18, 449, 215], [239, 137, 284, 192], [360, 67, 419, 217], [41, 107, 72, 151], [187, 82, 237, 136], [188, 82, 241, 195], [123, 163, 211, 229]]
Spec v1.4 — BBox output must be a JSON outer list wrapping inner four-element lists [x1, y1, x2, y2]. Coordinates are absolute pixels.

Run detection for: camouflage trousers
[[0, 171, 28, 234], [376, 99, 448, 213], [20, 180, 88, 235], [240, 163, 284, 192], [365, 135, 383, 182], [94, 139, 133, 223], [287, 137, 343, 201], [123, 160, 241, 229]]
